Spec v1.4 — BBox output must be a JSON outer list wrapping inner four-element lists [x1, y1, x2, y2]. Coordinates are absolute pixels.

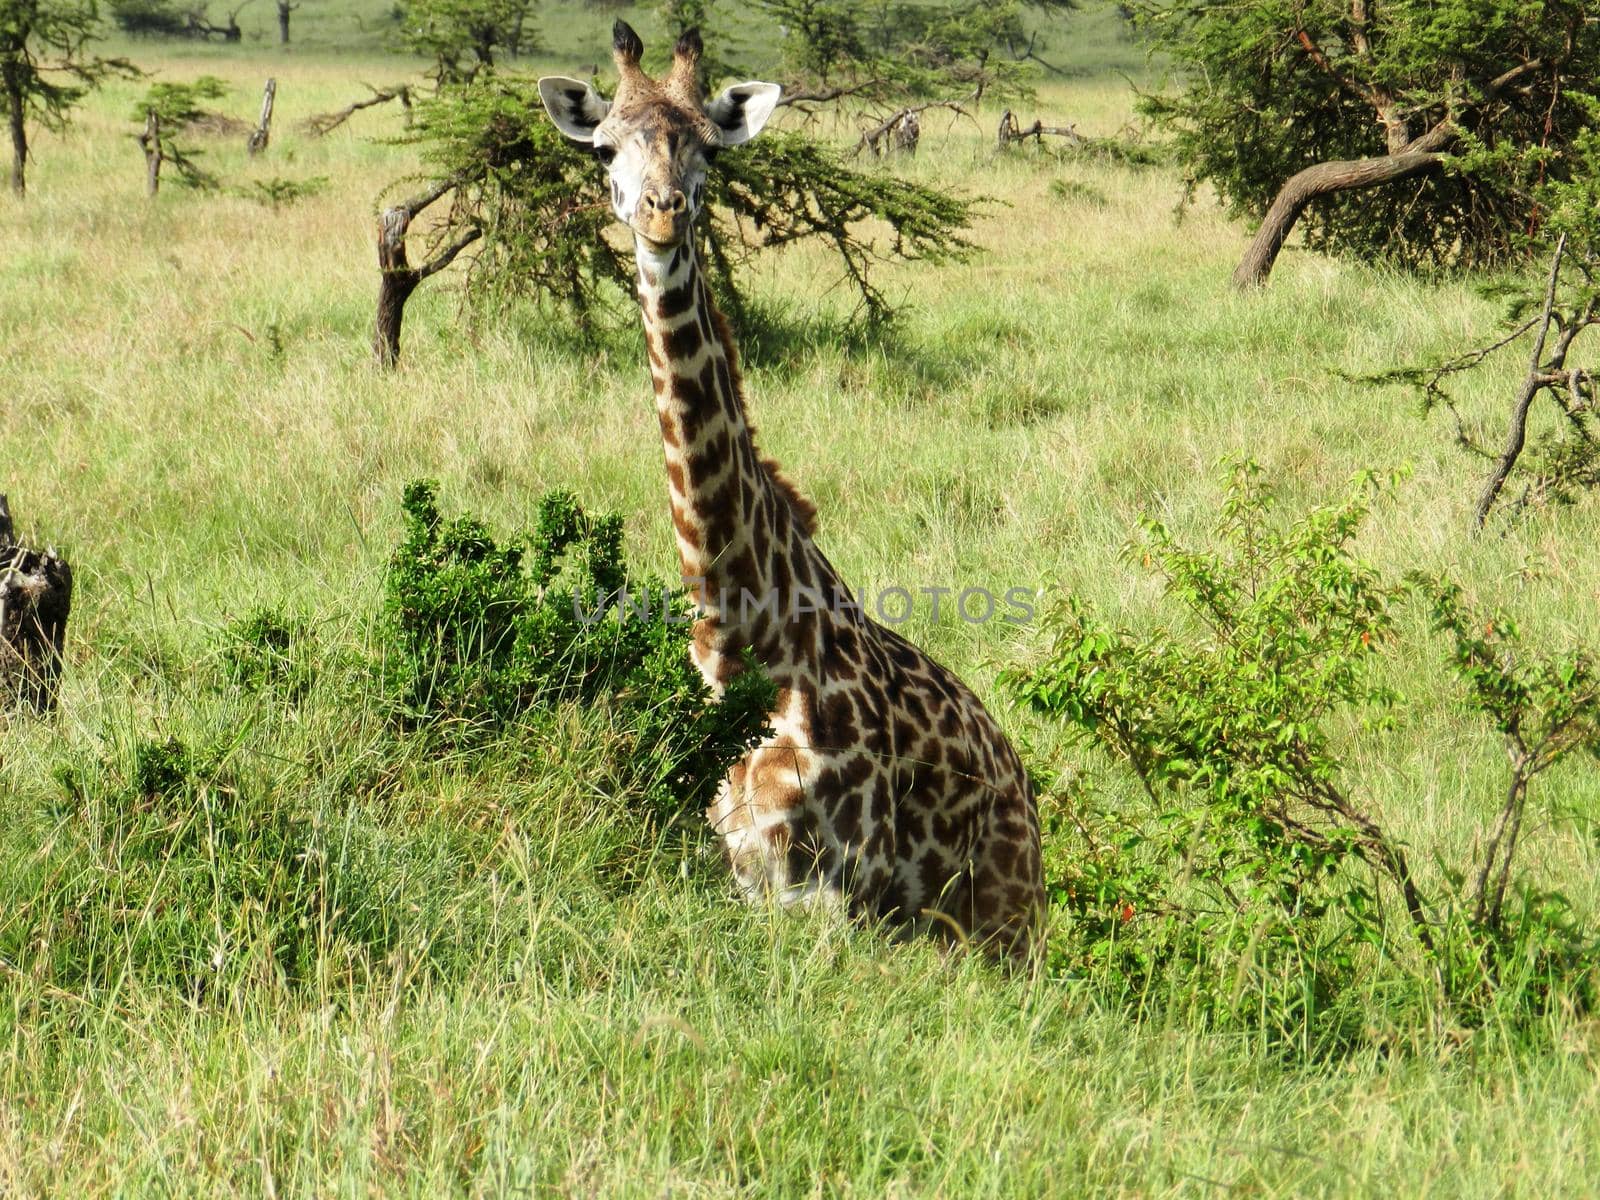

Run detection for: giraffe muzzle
[[634, 187, 692, 246]]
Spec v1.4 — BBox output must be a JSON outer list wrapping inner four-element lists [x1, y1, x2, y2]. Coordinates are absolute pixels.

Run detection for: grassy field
[[3, 5, 1599, 1196]]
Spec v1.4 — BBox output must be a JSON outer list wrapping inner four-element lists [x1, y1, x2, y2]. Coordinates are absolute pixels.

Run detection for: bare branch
[[1475, 233, 1568, 528], [304, 85, 413, 137]]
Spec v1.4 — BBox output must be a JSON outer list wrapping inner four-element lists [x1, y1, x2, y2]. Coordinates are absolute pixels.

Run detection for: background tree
[[375, 72, 977, 358], [1138, 0, 1600, 287], [1362, 97, 1600, 527], [130, 74, 227, 189], [396, 0, 538, 87], [761, 0, 1075, 107], [1, 0, 134, 195]]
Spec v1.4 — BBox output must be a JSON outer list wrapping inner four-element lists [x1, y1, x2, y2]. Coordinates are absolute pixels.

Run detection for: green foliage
[[242, 174, 330, 210], [761, 0, 1075, 105], [1, 0, 138, 191], [1137, 0, 1600, 271], [130, 73, 226, 125], [395, 0, 538, 84], [1009, 462, 1599, 1033], [382, 481, 774, 815], [216, 605, 318, 700], [401, 75, 979, 329]]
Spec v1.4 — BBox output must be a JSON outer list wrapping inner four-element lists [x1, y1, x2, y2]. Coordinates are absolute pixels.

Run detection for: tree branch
[[1475, 233, 1568, 528]]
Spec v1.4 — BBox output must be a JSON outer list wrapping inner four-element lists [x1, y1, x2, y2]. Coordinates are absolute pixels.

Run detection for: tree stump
[[139, 109, 162, 196], [372, 180, 481, 368], [891, 110, 920, 155], [0, 495, 72, 714], [247, 78, 277, 157]]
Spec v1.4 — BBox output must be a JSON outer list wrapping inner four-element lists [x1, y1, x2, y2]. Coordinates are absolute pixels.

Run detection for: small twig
[[775, 79, 883, 109]]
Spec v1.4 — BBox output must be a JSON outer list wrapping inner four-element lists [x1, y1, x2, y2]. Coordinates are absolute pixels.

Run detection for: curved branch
[[1233, 147, 1448, 288]]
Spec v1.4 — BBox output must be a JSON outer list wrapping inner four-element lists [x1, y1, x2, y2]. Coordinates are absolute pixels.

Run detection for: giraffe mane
[[760, 455, 819, 537], [704, 288, 818, 538]]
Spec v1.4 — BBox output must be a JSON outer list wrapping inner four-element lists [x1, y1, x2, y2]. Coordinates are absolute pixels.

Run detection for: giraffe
[[538, 22, 1044, 958]]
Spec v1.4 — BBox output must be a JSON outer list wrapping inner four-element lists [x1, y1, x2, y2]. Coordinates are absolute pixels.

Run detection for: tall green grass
[[2, 14, 1598, 1194]]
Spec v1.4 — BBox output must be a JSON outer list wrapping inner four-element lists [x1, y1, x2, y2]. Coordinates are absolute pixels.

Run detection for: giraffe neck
[[634, 236, 837, 660]]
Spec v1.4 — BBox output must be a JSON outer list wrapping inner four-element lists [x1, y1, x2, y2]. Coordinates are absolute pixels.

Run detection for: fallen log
[[304, 85, 413, 136], [996, 109, 1080, 150]]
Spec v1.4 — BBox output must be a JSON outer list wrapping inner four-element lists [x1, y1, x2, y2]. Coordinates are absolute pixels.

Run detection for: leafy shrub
[[1412, 575, 1600, 1011], [216, 605, 318, 700], [1009, 462, 1599, 1035], [129, 75, 228, 126], [1009, 463, 1408, 1032], [110, 0, 194, 36], [242, 176, 330, 211], [382, 481, 774, 816]]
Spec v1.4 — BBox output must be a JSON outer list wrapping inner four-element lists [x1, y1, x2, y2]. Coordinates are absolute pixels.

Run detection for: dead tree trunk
[[856, 101, 966, 158], [139, 110, 162, 196], [247, 78, 277, 157], [891, 111, 920, 155], [374, 180, 480, 368], [0, 495, 72, 714]]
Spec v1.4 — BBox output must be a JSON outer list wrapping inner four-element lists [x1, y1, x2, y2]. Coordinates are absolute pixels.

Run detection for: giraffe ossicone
[[538, 21, 1045, 959]]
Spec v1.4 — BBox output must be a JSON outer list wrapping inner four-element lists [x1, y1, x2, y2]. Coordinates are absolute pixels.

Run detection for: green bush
[[382, 481, 775, 816], [1008, 462, 1599, 1036], [129, 75, 227, 126], [216, 605, 319, 700]]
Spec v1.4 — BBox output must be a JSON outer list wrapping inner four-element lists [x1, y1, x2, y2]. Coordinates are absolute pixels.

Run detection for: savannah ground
[[3, 3, 1599, 1195]]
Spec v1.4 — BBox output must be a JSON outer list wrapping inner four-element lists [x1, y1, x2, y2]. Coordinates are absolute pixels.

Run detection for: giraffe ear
[[706, 81, 782, 147], [538, 76, 611, 143]]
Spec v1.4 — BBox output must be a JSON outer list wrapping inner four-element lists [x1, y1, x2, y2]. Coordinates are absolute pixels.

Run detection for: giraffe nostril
[[669, 192, 687, 213]]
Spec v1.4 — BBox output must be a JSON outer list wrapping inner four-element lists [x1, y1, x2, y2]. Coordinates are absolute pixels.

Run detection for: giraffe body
[[540, 24, 1043, 956]]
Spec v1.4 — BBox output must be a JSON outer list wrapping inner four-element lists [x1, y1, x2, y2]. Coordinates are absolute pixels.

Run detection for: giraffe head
[[538, 22, 781, 250]]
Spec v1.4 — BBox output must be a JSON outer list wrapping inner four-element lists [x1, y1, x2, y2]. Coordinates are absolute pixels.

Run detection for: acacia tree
[[761, 0, 1075, 105], [1363, 98, 1600, 527], [1, 0, 133, 195], [1138, 0, 1600, 287], [396, 0, 537, 87], [369, 67, 978, 363]]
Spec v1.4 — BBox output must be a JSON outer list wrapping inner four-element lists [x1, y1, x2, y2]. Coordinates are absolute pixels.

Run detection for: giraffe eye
[[594, 144, 617, 166]]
